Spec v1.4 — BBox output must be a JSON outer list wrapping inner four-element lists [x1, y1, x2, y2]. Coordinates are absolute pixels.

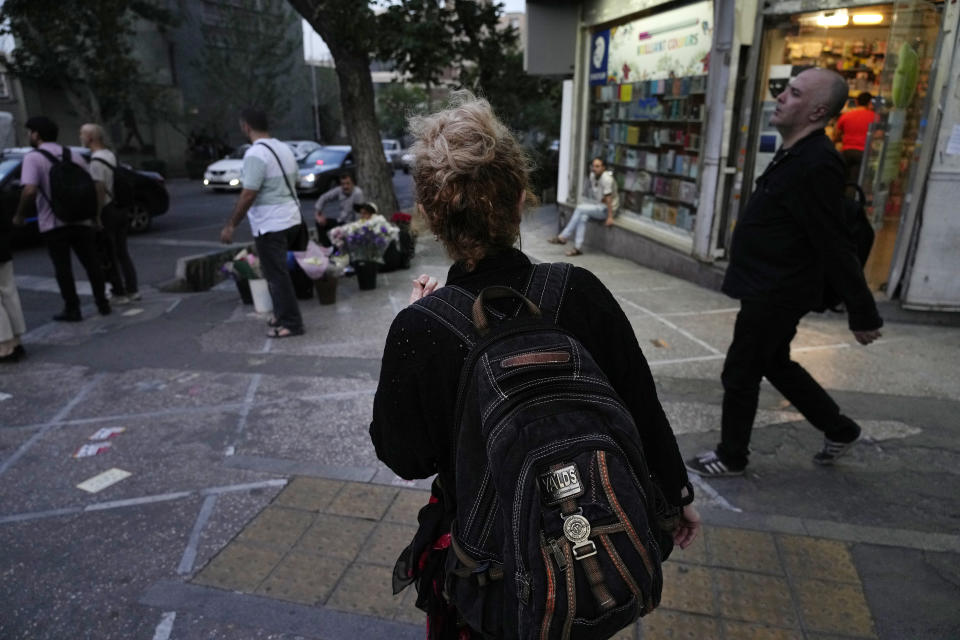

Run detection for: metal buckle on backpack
[[571, 540, 597, 561]]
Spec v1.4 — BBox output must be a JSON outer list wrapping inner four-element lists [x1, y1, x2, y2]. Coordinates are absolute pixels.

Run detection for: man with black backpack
[[686, 68, 883, 479], [13, 116, 110, 321], [220, 108, 306, 338], [81, 122, 140, 305]]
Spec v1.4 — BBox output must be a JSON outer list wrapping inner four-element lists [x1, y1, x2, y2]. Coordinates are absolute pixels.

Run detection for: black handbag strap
[[255, 140, 300, 206]]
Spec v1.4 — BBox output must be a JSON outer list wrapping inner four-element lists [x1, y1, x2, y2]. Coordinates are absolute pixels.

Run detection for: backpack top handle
[[472, 286, 542, 336]]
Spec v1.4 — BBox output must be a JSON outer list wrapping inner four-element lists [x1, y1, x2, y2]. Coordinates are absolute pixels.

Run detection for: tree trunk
[[286, 1, 398, 213], [333, 51, 398, 213]]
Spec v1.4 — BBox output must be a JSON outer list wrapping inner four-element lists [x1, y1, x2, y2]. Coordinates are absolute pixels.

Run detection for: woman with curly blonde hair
[[370, 93, 698, 639]]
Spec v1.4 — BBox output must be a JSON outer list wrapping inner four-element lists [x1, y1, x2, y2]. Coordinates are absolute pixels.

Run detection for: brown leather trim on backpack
[[539, 540, 557, 640], [500, 351, 571, 368], [598, 533, 641, 603], [596, 450, 656, 612], [562, 540, 576, 640], [560, 498, 616, 613]]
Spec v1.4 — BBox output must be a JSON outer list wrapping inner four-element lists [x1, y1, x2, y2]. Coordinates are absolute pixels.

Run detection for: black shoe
[[813, 435, 859, 465], [0, 345, 24, 363], [97, 301, 112, 316], [685, 451, 746, 477], [53, 309, 82, 322]]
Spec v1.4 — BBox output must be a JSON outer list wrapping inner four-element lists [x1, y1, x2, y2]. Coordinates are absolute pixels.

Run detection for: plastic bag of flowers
[[327, 214, 399, 264]]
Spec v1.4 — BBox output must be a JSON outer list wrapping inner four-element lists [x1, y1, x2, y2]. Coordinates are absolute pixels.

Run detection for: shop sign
[[592, 1, 713, 86]]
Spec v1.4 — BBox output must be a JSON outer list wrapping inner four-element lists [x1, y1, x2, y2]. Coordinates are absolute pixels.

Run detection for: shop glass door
[[858, 0, 942, 291]]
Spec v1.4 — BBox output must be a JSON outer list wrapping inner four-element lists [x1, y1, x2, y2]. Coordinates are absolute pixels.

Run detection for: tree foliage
[[0, 0, 175, 125], [377, 83, 427, 140], [191, 0, 302, 144]]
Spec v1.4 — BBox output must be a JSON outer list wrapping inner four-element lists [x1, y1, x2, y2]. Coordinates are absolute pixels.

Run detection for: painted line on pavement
[[0, 479, 287, 525], [659, 307, 740, 317], [689, 475, 742, 513], [225, 373, 262, 456], [649, 354, 725, 367], [178, 494, 217, 574], [616, 295, 723, 355], [0, 373, 104, 478], [608, 285, 676, 294], [151, 611, 176, 640], [165, 298, 182, 314]]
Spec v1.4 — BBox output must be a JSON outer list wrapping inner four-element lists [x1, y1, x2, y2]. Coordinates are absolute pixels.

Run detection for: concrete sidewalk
[[2, 204, 958, 639]]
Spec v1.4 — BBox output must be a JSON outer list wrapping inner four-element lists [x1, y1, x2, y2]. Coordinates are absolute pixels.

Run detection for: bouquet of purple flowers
[[328, 214, 399, 264]]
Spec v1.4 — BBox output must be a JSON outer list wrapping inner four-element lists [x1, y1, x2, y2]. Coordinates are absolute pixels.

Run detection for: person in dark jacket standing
[[686, 68, 883, 478], [370, 92, 699, 639]]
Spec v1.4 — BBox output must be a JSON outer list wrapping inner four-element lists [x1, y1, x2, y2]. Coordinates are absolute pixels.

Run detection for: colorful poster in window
[[589, 30, 610, 86], [594, 1, 713, 85]]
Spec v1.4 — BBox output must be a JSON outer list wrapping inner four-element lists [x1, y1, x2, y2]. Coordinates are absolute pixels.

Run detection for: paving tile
[[327, 562, 404, 619], [383, 488, 431, 525], [326, 482, 399, 520], [713, 569, 796, 627], [295, 514, 376, 561], [722, 621, 804, 639], [272, 477, 345, 512], [778, 535, 860, 584], [640, 609, 721, 639], [361, 522, 418, 567], [668, 533, 707, 566], [659, 563, 715, 615], [394, 584, 428, 626], [707, 527, 782, 575], [609, 622, 638, 639], [192, 542, 286, 592], [795, 578, 876, 637], [236, 506, 315, 550], [255, 551, 349, 605]]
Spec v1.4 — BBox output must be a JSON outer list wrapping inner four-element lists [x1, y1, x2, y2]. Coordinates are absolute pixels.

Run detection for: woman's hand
[[409, 274, 440, 304], [672, 504, 701, 550]]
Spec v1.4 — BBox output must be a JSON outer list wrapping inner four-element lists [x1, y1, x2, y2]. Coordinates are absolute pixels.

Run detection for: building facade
[[529, 0, 960, 311]]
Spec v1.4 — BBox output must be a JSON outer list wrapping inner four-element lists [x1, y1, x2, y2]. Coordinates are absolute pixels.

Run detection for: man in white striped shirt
[[220, 108, 306, 338]]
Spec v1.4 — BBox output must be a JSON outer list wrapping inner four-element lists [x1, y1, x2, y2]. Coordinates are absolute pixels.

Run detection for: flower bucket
[[249, 278, 273, 313], [235, 279, 253, 305], [355, 261, 378, 290], [315, 275, 338, 305]]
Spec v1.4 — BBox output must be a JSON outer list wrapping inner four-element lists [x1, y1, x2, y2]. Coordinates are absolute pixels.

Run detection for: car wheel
[[128, 203, 152, 233]]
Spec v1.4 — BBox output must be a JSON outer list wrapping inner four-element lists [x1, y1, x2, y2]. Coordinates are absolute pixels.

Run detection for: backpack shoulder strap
[[34, 148, 60, 165], [523, 262, 572, 324], [91, 157, 116, 171], [410, 285, 479, 348]]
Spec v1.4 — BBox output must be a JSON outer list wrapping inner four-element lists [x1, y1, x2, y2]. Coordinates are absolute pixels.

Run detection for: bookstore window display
[[589, 75, 707, 236]]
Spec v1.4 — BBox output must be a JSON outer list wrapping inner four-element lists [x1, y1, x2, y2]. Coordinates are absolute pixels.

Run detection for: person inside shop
[[833, 91, 876, 184], [686, 68, 883, 478], [547, 156, 618, 256]]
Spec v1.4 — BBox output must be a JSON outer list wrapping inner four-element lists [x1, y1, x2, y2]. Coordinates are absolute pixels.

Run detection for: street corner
[[190, 477, 429, 625]]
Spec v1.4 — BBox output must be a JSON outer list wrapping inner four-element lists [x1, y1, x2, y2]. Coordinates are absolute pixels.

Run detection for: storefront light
[[816, 10, 849, 27], [852, 14, 883, 25]]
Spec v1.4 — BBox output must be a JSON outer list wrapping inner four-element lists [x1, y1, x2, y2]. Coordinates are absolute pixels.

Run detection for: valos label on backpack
[[538, 463, 584, 504]]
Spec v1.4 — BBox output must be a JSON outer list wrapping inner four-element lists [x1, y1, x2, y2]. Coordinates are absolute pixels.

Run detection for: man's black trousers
[[254, 224, 304, 333], [717, 301, 860, 469], [44, 224, 108, 312]]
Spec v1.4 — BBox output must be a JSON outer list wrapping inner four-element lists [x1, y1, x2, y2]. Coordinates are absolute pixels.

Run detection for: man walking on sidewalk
[[220, 108, 305, 338], [14, 116, 110, 321], [686, 68, 883, 478]]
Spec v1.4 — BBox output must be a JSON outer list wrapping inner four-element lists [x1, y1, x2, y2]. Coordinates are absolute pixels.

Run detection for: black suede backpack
[[411, 262, 677, 640]]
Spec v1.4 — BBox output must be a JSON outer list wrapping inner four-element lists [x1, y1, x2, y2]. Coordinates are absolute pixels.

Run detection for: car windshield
[[227, 144, 249, 159], [301, 148, 347, 168], [0, 157, 21, 182], [382, 141, 398, 151]]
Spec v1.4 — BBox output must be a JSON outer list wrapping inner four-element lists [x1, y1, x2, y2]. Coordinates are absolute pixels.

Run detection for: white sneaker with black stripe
[[685, 451, 745, 477], [812, 436, 858, 465]]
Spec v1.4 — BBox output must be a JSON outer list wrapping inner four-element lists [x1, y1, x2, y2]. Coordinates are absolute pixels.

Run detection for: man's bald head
[[804, 68, 849, 122]]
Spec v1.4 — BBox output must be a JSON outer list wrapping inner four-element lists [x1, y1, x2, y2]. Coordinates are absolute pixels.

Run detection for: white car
[[202, 140, 317, 191], [202, 144, 249, 191], [382, 139, 402, 171], [399, 149, 415, 174]]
